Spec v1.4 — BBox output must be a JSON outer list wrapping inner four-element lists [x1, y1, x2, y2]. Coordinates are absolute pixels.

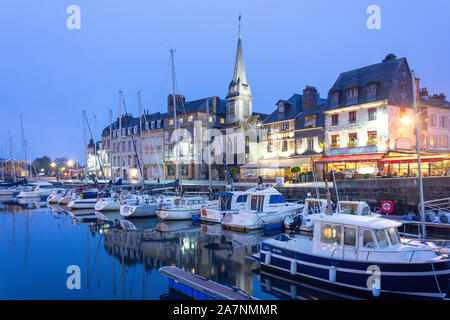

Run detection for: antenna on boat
[[412, 70, 426, 240], [82, 110, 88, 183], [138, 90, 144, 187], [19, 116, 29, 180], [170, 48, 181, 193], [325, 180, 333, 215], [119, 90, 123, 181]]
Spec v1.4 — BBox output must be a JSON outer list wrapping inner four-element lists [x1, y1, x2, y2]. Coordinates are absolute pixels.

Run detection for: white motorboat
[[16, 181, 58, 199], [67, 190, 100, 210], [200, 191, 248, 224], [286, 199, 380, 232], [94, 191, 124, 211], [119, 195, 160, 218], [220, 185, 302, 231], [156, 196, 216, 221], [58, 189, 74, 205], [47, 189, 66, 203], [260, 213, 450, 299]]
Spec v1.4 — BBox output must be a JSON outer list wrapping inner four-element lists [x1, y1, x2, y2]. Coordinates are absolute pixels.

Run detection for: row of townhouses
[[87, 25, 450, 183]]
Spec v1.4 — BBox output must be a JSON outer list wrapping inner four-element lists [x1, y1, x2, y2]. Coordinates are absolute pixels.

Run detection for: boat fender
[[290, 260, 297, 275], [264, 278, 272, 292], [329, 266, 336, 282], [264, 251, 272, 264], [290, 284, 297, 298], [372, 278, 381, 297]]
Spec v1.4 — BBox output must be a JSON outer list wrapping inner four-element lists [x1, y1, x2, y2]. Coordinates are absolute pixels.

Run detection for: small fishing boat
[[260, 213, 450, 299], [200, 191, 248, 224], [159, 266, 257, 300], [157, 196, 215, 221], [221, 184, 302, 231]]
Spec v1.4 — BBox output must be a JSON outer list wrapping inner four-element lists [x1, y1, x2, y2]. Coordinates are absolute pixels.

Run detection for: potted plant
[[347, 140, 357, 148], [367, 139, 377, 146], [290, 166, 300, 183]]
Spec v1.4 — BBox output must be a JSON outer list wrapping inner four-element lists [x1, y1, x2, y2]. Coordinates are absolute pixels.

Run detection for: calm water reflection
[[0, 196, 357, 300]]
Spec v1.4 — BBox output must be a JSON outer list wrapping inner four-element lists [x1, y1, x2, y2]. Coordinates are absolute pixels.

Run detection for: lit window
[[331, 135, 339, 148], [321, 224, 342, 246], [169, 119, 174, 125], [348, 133, 357, 147], [367, 131, 377, 145], [220, 118, 224, 124], [305, 116, 316, 128], [282, 140, 288, 152], [188, 115, 194, 122], [209, 116, 213, 123]]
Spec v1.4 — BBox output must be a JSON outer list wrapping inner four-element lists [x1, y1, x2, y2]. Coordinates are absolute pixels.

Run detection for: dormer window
[[304, 116, 317, 128], [157, 120, 161, 128], [331, 92, 339, 105], [368, 84, 377, 98], [151, 121, 155, 129], [347, 87, 358, 102], [278, 102, 285, 114]]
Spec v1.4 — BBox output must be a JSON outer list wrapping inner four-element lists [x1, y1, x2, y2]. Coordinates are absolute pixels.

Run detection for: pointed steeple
[[226, 14, 252, 124], [231, 13, 248, 86]]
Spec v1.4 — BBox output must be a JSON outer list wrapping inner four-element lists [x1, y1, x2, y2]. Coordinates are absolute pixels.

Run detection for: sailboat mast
[[109, 110, 113, 180], [9, 132, 15, 181], [94, 114, 98, 181], [19, 116, 28, 179], [119, 90, 123, 181], [206, 98, 212, 191], [170, 49, 180, 181], [138, 91, 144, 184], [82, 111, 88, 183], [412, 70, 426, 239]]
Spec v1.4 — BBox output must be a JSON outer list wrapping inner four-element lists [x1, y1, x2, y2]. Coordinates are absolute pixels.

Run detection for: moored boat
[[220, 184, 302, 231], [200, 191, 248, 224], [156, 196, 215, 221], [260, 213, 450, 299]]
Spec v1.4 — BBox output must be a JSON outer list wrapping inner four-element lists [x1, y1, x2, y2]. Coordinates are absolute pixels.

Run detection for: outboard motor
[[289, 215, 303, 233]]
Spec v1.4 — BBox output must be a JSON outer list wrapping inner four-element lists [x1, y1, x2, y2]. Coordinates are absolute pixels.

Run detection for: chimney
[[303, 86, 318, 110], [414, 78, 420, 100], [419, 88, 428, 98], [212, 96, 218, 114], [383, 53, 397, 62], [167, 94, 185, 114]]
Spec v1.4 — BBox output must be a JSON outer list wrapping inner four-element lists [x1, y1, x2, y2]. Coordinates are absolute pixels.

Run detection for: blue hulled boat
[[260, 213, 450, 299]]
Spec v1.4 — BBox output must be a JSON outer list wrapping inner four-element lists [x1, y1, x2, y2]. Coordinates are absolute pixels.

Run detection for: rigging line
[[65, 117, 81, 159], [83, 113, 107, 181], [121, 97, 144, 180]]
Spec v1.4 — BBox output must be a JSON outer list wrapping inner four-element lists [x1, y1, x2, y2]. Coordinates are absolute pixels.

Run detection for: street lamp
[[67, 160, 74, 167]]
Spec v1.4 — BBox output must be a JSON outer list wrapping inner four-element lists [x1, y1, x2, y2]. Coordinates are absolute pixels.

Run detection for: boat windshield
[[387, 227, 399, 246], [339, 203, 358, 215], [219, 195, 232, 211], [307, 200, 324, 214], [375, 229, 390, 248]]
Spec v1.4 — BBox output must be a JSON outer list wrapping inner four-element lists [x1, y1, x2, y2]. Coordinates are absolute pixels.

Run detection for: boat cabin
[[310, 214, 403, 260], [303, 198, 331, 215], [214, 191, 247, 211], [173, 197, 206, 207], [336, 201, 379, 217], [243, 185, 289, 213]]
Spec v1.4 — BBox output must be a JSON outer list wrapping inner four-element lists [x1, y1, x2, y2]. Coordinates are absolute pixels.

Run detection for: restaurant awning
[[318, 153, 384, 163], [241, 157, 312, 169], [380, 155, 445, 164]]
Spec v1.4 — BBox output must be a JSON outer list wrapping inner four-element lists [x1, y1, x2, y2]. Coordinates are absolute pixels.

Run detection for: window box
[[347, 140, 357, 148], [367, 139, 377, 146]]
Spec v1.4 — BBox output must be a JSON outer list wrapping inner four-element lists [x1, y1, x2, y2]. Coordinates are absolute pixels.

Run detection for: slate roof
[[102, 112, 167, 136], [326, 56, 412, 111], [419, 97, 450, 110], [261, 94, 303, 125], [330, 58, 407, 91]]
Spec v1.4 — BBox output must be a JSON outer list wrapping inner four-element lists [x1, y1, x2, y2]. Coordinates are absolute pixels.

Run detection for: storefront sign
[[330, 145, 377, 156], [396, 138, 412, 150]]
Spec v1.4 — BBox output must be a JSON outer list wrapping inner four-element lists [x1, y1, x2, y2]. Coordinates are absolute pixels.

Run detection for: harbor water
[[0, 196, 446, 300]]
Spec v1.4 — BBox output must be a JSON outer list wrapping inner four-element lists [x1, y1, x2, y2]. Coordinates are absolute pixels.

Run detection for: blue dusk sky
[[1, 0, 449, 163]]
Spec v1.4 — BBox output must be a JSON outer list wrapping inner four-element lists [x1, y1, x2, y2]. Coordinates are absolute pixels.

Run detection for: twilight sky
[[1, 0, 449, 163]]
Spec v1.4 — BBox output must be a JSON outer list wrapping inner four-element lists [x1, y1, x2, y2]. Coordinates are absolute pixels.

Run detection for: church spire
[[226, 13, 252, 124], [232, 13, 247, 85]]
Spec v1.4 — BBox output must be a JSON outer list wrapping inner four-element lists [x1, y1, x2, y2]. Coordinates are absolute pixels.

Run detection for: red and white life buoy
[[201, 209, 207, 216], [224, 212, 232, 223], [381, 201, 394, 214]]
